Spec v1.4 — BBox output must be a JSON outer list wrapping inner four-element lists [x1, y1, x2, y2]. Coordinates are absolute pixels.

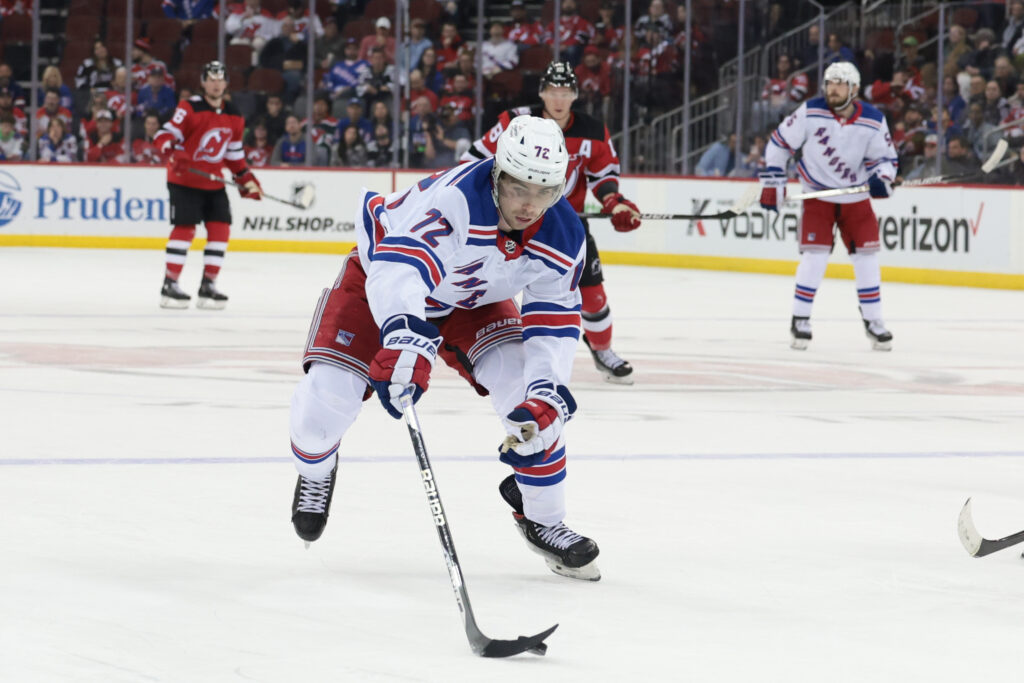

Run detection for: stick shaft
[[186, 168, 305, 209]]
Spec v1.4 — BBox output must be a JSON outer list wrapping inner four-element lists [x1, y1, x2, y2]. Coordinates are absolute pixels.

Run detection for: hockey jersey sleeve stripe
[[585, 161, 620, 181], [864, 157, 898, 170], [374, 242, 445, 287], [161, 122, 185, 143], [379, 235, 446, 274], [371, 252, 442, 291], [465, 139, 490, 160], [770, 130, 793, 152], [522, 300, 581, 314], [225, 149, 245, 160]]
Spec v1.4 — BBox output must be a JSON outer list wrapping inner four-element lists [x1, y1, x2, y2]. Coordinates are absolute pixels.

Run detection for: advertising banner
[[1, 165, 1020, 286]]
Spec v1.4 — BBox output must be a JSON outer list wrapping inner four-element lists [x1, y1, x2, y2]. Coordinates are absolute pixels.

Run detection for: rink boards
[[0, 163, 1021, 289]]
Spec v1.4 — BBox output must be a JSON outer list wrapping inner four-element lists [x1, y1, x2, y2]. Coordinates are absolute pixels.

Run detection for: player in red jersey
[[153, 61, 263, 310], [462, 61, 641, 383]]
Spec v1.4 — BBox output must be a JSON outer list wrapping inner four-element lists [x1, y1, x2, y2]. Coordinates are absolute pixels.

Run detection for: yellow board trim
[[2, 236, 1021, 289]]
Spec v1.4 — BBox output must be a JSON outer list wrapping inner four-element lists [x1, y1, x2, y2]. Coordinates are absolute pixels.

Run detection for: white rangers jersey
[[765, 96, 898, 204], [355, 158, 586, 386]]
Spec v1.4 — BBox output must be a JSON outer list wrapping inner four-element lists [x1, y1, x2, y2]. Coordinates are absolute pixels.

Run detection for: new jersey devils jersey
[[154, 96, 247, 190], [463, 105, 620, 211]]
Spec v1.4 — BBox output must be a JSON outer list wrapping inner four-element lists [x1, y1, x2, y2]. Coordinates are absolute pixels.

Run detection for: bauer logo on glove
[[498, 383, 577, 468]]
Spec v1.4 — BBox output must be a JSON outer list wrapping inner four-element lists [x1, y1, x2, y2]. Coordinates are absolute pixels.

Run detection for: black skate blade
[[479, 624, 557, 658]]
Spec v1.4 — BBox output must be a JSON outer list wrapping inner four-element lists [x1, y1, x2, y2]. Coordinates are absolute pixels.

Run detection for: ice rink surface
[[1, 247, 1023, 682]]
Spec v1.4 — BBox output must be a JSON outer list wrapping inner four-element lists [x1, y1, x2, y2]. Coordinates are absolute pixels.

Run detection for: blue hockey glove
[[758, 166, 787, 211], [369, 314, 441, 419], [498, 383, 577, 468], [867, 173, 894, 198]]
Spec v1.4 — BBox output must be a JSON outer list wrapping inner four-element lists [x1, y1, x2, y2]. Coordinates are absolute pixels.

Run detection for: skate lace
[[296, 476, 331, 513], [537, 522, 584, 550], [594, 347, 627, 370], [793, 318, 812, 334]]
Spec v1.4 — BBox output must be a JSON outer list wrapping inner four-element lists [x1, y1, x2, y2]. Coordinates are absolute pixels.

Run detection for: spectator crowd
[[3, 0, 1024, 185]]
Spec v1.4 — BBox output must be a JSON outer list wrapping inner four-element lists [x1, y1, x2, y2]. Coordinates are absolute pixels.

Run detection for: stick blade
[[479, 624, 558, 658], [726, 184, 760, 216], [957, 498, 984, 557], [292, 183, 316, 210], [981, 138, 1009, 173]]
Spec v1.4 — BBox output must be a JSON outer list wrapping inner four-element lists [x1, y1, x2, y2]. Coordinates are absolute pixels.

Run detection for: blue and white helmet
[[491, 115, 568, 205]]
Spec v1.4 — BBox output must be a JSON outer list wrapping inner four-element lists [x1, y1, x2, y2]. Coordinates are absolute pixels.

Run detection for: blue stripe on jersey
[[522, 301, 582, 314], [465, 238, 495, 247], [372, 252, 438, 290], [379, 235, 447, 276], [521, 201, 584, 276], [523, 326, 581, 341], [523, 251, 568, 275]]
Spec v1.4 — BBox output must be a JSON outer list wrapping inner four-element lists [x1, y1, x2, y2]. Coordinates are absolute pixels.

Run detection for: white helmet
[[491, 115, 568, 206], [823, 61, 860, 109]]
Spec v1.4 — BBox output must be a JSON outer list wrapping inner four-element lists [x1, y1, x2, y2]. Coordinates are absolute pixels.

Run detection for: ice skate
[[291, 465, 337, 546], [790, 315, 812, 350], [159, 276, 191, 309], [583, 336, 633, 385], [863, 318, 893, 351], [499, 475, 601, 581], [196, 277, 228, 310]]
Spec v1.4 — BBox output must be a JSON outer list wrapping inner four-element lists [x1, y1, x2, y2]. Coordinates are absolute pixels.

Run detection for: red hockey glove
[[235, 170, 263, 200], [600, 192, 642, 232], [758, 166, 786, 212], [499, 383, 577, 468], [170, 148, 190, 176], [368, 314, 442, 419]]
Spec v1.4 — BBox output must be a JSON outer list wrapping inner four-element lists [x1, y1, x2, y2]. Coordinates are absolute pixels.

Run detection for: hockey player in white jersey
[[288, 115, 600, 580], [760, 61, 897, 351]]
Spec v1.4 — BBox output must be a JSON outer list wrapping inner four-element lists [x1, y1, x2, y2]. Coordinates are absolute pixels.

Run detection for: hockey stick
[[578, 183, 760, 220], [957, 497, 1024, 557], [398, 389, 557, 658], [788, 138, 1009, 201], [187, 168, 316, 210]]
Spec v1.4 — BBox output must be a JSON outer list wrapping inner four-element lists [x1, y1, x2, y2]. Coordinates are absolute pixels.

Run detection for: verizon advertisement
[[1, 166, 1021, 281], [594, 177, 1023, 276]]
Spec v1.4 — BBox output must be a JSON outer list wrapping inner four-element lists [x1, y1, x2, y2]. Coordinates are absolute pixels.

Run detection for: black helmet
[[539, 61, 578, 95], [201, 60, 227, 82]]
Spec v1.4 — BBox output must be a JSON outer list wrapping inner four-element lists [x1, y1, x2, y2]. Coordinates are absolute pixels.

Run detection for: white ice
[[1, 247, 1023, 682]]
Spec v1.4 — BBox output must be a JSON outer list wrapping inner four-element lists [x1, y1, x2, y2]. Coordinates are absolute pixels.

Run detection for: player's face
[[203, 76, 227, 100], [540, 85, 576, 120], [824, 80, 854, 108], [497, 175, 561, 230]]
